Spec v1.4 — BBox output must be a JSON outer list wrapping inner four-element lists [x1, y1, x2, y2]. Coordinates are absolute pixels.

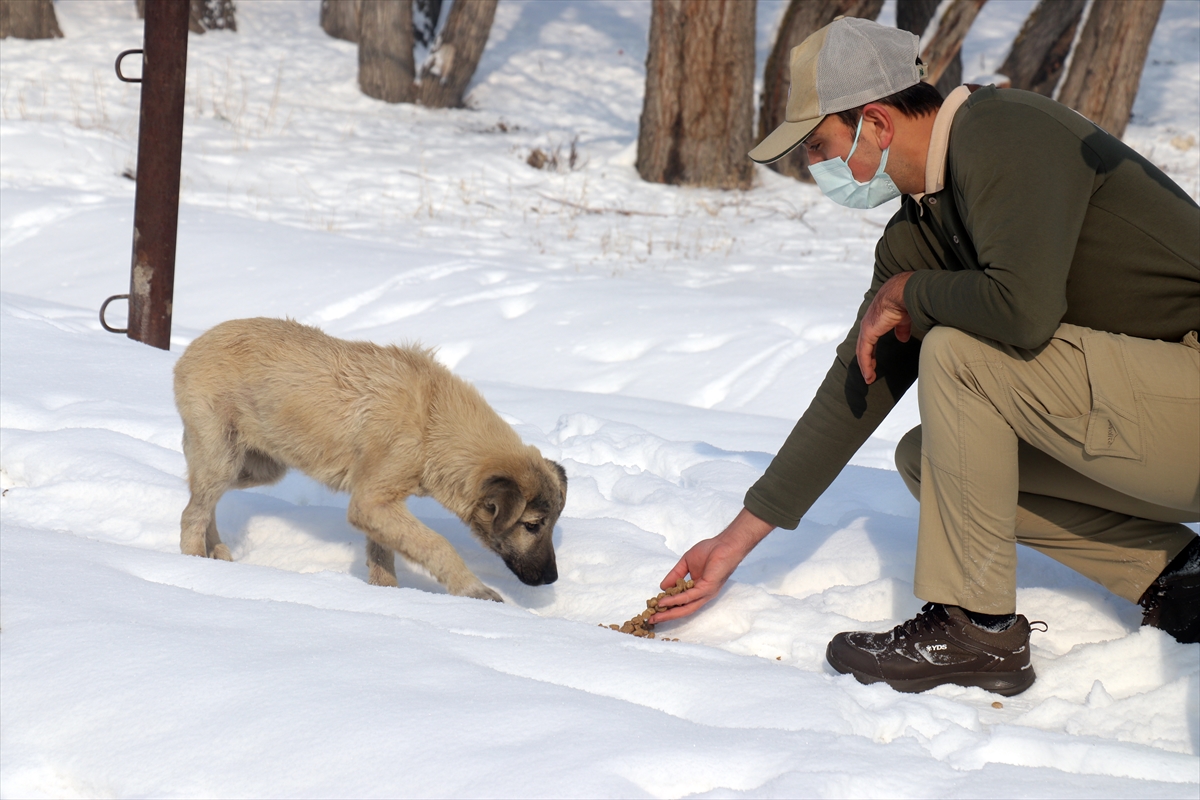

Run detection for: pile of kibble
[[602, 578, 694, 640]]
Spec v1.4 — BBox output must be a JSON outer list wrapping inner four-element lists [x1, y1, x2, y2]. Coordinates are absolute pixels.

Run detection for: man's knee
[[895, 425, 922, 500], [919, 325, 978, 378]]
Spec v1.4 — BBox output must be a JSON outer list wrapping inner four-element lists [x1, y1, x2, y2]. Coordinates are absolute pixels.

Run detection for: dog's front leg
[[348, 493, 503, 602]]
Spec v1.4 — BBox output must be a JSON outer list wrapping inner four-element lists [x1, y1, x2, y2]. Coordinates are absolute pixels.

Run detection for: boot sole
[[826, 648, 1036, 697]]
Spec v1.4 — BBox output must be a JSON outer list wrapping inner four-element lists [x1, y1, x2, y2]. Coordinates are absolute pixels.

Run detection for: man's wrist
[[888, 270, 913, 310], [722, 508, 775, 553]]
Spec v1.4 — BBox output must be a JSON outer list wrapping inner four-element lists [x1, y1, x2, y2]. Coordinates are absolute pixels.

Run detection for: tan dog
[[173, 318, 566, 601]]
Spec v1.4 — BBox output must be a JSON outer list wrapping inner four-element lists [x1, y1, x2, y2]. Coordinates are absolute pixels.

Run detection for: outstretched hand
[[651, 508, 774, 623], [856, 271, 914, 385]]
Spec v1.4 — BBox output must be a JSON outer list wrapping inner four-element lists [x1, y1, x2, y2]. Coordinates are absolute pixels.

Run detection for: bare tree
[[190, 0, 235, 32], [917, 0, 987, 87], [322, 0, 437, 47], [896, 0, 958, 95], [759, 0, 884, 183], [997, 0, 1086, 95], [1056, 0, 1164, 139], [350, 0, 493, 109], [358, 0, 416, 103], [320, 0, 361, 43], [138, 0, 236, 33], [637, 0, 756, 190], [417, 0, 497, 108], [0, 0, 63, 39]]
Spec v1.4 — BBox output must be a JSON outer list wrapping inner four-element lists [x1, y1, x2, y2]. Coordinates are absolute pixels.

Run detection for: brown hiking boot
[[1139, 537, 1200, 644], [826, 603, 1039, 696]]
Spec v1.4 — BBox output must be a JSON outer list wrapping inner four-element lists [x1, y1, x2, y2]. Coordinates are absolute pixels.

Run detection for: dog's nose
[[540, 559, 558, 585]]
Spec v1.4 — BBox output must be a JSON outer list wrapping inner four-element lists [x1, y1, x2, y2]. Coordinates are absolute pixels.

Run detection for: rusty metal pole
[[126, 0, 190, 350]]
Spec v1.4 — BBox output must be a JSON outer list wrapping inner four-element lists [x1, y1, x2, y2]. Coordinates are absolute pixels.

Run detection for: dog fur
[[173, 317, 566, 601]]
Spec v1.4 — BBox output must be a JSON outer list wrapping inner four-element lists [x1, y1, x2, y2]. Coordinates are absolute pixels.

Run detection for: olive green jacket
[[745, 86, 1200, 530]]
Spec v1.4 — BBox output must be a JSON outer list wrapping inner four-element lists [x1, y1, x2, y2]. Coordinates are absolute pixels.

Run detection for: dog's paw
[[210, 543, 233, 561], [465, 584, 504, 603]]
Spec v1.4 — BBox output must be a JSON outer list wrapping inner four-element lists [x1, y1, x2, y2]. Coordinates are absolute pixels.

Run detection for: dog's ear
[[480, 475, 526, 533], [545, 458, 567, 503]]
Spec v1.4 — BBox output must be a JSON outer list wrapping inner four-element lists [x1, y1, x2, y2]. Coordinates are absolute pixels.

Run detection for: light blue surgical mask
[[808, 116, 901, 208]]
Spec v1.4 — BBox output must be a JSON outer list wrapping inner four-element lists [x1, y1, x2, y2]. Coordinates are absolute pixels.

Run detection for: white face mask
[[808, 116, 901, 209]]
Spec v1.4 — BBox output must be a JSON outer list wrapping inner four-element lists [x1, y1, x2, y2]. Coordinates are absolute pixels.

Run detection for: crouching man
[[653, 17, 1199, 695]]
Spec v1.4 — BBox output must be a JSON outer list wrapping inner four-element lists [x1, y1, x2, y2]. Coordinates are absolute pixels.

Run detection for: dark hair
[[833, 77, 944, 130]]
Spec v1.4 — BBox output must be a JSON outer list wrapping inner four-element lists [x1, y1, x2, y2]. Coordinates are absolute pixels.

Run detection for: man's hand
[[651, 508, 775, 623], [856, 271, 914, 385]]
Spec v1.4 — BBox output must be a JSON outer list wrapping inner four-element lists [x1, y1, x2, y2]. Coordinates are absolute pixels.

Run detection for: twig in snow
[[535, 192, 670, 218]]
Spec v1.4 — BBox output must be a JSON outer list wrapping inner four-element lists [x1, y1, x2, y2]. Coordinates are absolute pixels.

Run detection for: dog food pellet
[[992, 701, 1003, 709], [604, 578, 694, 641]]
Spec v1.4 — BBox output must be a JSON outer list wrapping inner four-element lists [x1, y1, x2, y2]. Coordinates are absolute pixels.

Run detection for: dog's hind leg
[[365, 538, 398, 587], [187, 449, 282, 561], [204, 519, 232, 561], [180, 424, 239, 559], [349, 491, 502, 602], [182, 482, 229, 558]]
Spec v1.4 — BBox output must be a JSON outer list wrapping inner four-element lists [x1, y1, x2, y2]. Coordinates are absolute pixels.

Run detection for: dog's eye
[[522, 521, 541, 533]]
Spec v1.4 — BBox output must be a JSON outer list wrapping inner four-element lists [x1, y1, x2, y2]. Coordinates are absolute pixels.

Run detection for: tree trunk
[[897, 0, 960, 95], [1056, 0, 1163, 139], [181, 0, 237, 33], [997, 0, 1086, 95], [320, 0, 361, 43], [417, 0, 497, 108], [637, 0, 756, 190], [0, 0, 63, 39], [760, 0, 884, 182], [919, 0, 987, 87], [358, 0, 416, 103]]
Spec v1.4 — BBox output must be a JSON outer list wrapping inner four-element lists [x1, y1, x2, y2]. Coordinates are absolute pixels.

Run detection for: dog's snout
[[509, 553, 557, 586]]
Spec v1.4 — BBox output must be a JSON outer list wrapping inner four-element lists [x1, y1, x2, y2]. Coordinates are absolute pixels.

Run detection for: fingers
[[650, 586, 713, 622], [856, 326, 879, 385], [649, 600, 704, 622], [653, 585, 690, 609], [660, 558, 690, 591]]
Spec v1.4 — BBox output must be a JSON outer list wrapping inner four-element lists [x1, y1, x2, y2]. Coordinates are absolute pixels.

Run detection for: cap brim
[[747, 116, 823, 164]]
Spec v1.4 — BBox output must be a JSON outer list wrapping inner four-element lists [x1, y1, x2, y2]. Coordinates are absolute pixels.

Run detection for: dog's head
[[469, 452, 567, 586]]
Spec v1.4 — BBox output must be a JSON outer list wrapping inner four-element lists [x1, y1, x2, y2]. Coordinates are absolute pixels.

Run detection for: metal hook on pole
[[99, 294, 130, 333], [114, 49, 143, 83]]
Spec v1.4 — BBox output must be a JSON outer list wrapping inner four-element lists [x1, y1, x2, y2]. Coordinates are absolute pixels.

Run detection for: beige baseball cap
[[749, 17, 926, 164]]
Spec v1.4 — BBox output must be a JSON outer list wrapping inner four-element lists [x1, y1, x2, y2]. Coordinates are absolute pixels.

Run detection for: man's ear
[[861, 102, 895, 151], [480, 476, 526, 533]]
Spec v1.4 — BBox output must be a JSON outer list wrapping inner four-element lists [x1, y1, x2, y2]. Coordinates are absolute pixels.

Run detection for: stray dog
[[173, 318, 566, 601]]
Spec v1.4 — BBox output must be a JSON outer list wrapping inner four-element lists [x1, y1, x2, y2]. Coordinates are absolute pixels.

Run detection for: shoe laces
[[890, 604, 1048, 639], [890, 602, 950, 641]]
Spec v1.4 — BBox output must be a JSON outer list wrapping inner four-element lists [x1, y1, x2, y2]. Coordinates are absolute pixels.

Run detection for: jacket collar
[[912, 84, 973, 204]]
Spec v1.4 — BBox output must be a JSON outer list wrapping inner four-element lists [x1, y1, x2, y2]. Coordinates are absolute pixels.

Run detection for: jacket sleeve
[[903, 99, 1098, 349], [744, 252, 922, 530]]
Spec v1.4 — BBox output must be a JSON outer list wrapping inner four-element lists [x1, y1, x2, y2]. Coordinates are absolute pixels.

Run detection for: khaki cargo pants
[[895, 324, 1200, 614]]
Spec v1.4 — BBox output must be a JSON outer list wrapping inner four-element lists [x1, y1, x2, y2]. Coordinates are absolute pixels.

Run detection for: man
[[652, 17, 1199, 696]]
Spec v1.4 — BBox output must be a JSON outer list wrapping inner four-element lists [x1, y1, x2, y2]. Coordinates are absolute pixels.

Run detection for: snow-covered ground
[[2, 1, 1197, 797]]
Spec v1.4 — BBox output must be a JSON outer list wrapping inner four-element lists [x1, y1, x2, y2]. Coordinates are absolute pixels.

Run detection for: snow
[[2, 1, 1197, 797]]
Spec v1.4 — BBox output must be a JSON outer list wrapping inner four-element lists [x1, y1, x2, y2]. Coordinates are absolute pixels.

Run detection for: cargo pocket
[[1006, 327, 1090, 447], [1080, 334, 1141, 461], [1009, 385, 1089, 445]]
